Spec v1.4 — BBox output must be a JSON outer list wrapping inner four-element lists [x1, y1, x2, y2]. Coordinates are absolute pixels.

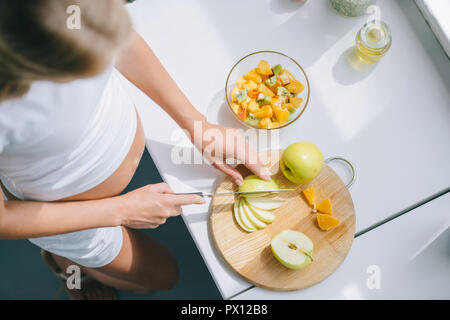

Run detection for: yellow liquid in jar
[[356, 20, 392, 63]]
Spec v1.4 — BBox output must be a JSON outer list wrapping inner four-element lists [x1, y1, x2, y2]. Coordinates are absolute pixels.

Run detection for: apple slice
[[233, 200, 256, 233], [271, 230, 313, 270], [244, 199, 275, 223], [245, 197, 284, 211], [237, 199, 257, 231], [241, 199, 267, 229]]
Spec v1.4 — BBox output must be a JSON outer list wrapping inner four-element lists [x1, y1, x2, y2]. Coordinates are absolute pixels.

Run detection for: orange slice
[[316, 198, 332, 215], [317, 213, 340, 231], [302, 187, 315, 207]]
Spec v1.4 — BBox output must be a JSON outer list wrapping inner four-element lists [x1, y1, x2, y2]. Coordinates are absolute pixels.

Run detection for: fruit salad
[[230, 60, 305, 129]]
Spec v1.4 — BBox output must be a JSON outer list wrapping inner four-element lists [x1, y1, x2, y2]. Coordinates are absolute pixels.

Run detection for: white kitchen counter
[[233, 192, 450, 299], [123, 0, 450, 298]]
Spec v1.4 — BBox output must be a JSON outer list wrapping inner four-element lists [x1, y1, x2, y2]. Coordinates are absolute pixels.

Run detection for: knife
[[174, 189, 297, 198]]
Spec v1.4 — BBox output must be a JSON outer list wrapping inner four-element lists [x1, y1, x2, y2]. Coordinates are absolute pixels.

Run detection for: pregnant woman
[[0, 0, 270, 299]]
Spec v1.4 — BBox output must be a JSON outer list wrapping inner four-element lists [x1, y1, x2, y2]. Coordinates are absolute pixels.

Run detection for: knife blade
[[174, 189, 297, 198]]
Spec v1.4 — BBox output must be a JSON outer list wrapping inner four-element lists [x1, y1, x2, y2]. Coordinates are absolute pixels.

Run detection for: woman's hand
[[194, 121, 272, 185], [118, 183, 205, 229]]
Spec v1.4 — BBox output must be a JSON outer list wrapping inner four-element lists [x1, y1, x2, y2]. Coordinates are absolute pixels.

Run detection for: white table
[[233, 192, 450, 299], [123, 0, 450, 298]]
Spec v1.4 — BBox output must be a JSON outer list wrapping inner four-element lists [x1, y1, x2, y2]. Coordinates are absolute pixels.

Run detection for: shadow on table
[[332, 47, 377, 85], [200, 0, 364, 69], [269, 0, 308, 14]]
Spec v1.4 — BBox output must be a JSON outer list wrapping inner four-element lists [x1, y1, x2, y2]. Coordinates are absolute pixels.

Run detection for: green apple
[[271, 230, 313, 270], [241, 199, 267, 229], [238, 199, 257, 231], [238, 175, 279, 198], [244, 199, 275, 223], [280, 142, 323, 184], [233, 199, 255, 233], [245, 197, 284, 210]]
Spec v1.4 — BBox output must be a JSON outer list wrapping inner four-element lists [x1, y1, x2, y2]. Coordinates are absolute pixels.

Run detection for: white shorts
[[29, 226, 123, 268]]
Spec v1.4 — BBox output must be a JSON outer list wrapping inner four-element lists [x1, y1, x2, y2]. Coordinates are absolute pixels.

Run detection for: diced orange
[[258, 117, 272, 129], [283, 103, 295, 112], [273, 106, 290, 124], [286, 80, 304, 94], [237, 105, 247, 121], [253, 105, 272, 119], [237, 76, 247, 89], [247, 99, 259, 113], [316, 199, 332, 215], [290, 97, 303, 109], [257, 60, 273, 76], [271, 97, 283, 108], [258, 83, 275, 97], [243, 80, 258, 92], [248, 89, 259, 99], [231, 87, 239, 102], [302, 187, 315, 207], [231, 103, 240, 114], [278, 69, 295, 85], [268, 121, 279, 129], [316, 214, 340, 231], [245, 69, 262, 84]]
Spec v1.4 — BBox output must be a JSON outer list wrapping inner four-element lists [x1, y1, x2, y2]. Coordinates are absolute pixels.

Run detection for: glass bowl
[[225, 51, 310, 130]]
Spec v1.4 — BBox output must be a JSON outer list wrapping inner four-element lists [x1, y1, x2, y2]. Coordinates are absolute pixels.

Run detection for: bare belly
[[58, 111, 146, 202]]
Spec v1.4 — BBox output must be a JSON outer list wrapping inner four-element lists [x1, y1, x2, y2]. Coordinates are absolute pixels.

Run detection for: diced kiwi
[[272, 64, 282, 76], [236, 89, 248, 103], [265, 76, 277, 88], [277, 86, 291, 97], [246, 114, 260, 127], [256, 93, 272, 106]]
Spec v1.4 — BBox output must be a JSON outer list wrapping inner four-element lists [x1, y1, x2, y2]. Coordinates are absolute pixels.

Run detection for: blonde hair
[[0, 0, 132, 102]]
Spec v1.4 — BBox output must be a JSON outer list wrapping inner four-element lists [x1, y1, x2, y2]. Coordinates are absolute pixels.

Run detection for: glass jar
[[330, 0, 376, 17], [355, 20, 392, 63]]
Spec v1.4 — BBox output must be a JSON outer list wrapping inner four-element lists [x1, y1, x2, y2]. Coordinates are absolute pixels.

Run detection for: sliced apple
[[271, 230, 313, 270], [237, 199, 257, 231], [233, 200, 256, 233], [245, 197, 284, 211], [241, 199, 267, 229], [244, 199, 275, 223]]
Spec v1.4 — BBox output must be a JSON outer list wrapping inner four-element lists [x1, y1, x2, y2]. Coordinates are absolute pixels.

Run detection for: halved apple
[[233, 199, 256, 233], [245, 197, 284, 211], [238, 175, 279, 198], [241, 199, 267, 229], [271, 230, 313, 270], [244, 199, 275, 223]]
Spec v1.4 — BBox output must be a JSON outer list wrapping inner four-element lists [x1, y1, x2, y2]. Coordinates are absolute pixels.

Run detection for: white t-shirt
[[0, 67, 137, 201]]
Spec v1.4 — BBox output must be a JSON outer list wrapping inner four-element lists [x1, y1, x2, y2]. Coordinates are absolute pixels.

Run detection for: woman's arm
[[115, 31, 271, 185], [0, 183, 203, 239], [0, 194, 122, 239]]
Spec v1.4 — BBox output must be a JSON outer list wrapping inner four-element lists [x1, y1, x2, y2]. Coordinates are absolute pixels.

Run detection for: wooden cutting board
[[209, 149, 356, 291]]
